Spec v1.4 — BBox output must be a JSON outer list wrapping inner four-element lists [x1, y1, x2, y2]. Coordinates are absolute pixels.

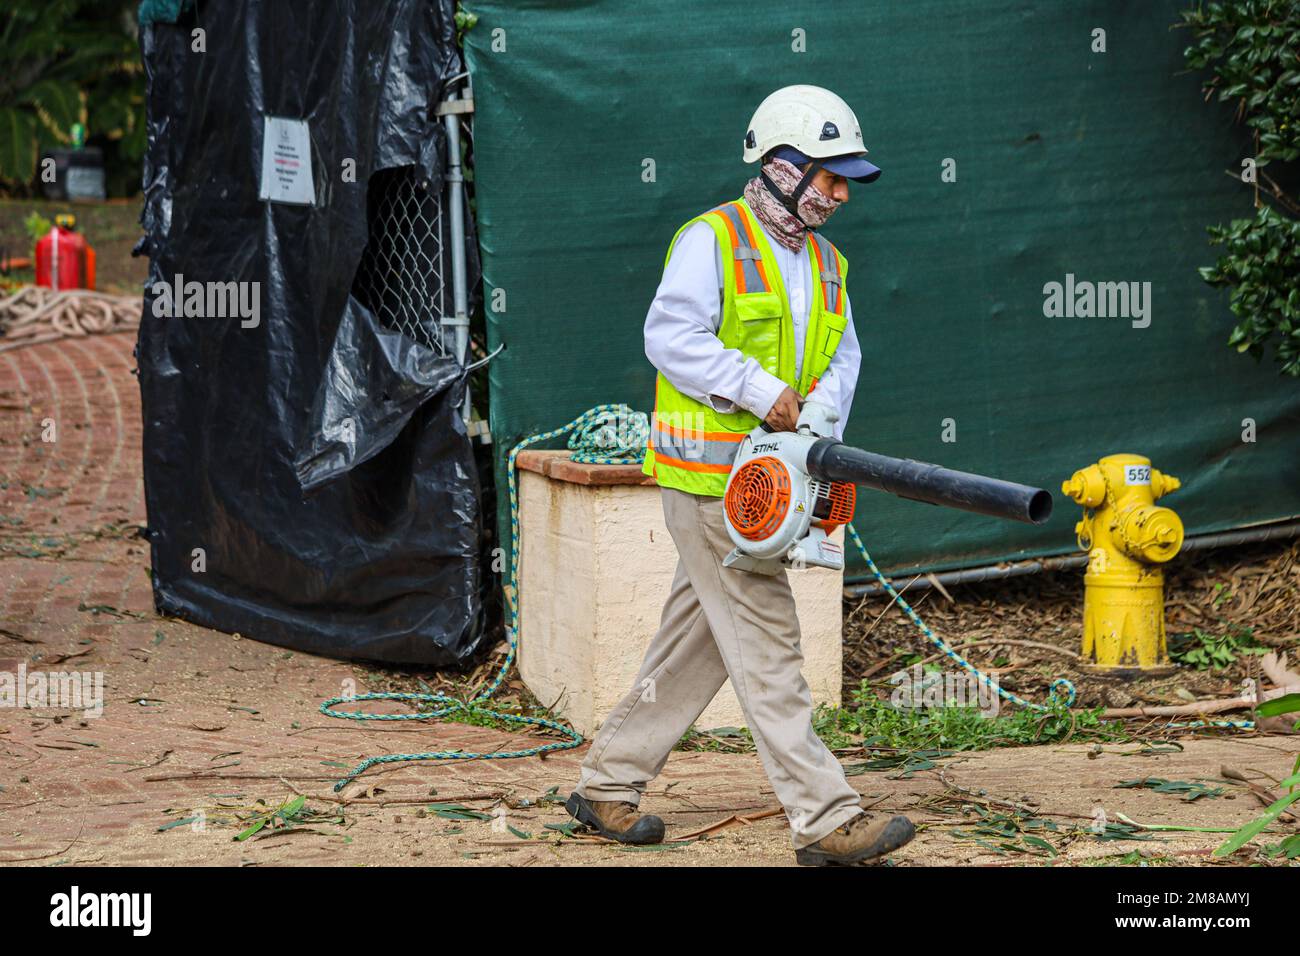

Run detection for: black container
[[39, 148, 107, 201]]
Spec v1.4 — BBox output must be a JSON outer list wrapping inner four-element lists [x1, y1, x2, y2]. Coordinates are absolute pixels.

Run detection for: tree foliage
[[1199, 206, 1300, 375], [1183, 0, 1300, 377], [0, 1, 144, 194], [1183, 0, 1300, 165]]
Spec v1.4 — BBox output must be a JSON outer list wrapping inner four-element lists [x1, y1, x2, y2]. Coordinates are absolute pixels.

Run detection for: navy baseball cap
[[773, 145, 881, 183]]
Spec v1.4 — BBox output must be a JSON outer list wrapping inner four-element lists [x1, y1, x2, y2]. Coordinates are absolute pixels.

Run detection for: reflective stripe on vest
[[708, 201, 771, 294], [808, 230, 844, 314], [649, 412, 746, 473]]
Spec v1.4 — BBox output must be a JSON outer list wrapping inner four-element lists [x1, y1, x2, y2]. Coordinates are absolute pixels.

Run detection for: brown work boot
[[795, 813, 916, 866], [565, 792, 665, 845]]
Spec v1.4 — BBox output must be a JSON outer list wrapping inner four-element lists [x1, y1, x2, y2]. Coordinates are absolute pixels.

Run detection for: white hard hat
[[743, 85, 880, 182]]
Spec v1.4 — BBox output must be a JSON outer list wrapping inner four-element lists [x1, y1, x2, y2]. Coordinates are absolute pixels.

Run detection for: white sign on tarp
[[258, 116, 315, 205]]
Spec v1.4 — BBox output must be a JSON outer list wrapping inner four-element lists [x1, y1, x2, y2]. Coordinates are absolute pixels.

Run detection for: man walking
[[566, 86, 916, 866]]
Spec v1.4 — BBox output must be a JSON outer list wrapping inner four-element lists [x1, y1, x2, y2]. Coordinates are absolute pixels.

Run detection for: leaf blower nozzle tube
[[805, 439, 1053, 525]]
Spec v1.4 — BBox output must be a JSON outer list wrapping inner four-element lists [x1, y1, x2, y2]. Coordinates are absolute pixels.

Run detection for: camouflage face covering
[[743, 156, 841, 253]]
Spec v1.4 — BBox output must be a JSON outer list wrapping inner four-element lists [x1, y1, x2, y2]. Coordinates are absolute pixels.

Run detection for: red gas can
[[34, 214, 96, 291]]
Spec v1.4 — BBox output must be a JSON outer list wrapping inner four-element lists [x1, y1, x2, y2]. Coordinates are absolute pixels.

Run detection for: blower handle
[[805, 439, 1053, 525]]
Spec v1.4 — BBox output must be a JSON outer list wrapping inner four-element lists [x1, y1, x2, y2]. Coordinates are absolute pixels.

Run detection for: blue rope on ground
[[845, 526, 1253, 732], [320, 406, 648, 792], [845, 523, 1078, 712], [322, 405, 1247, 791]]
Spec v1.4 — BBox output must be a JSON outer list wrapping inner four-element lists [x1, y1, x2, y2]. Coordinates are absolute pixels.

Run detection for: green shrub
[[1183, 1, 1300, 376]]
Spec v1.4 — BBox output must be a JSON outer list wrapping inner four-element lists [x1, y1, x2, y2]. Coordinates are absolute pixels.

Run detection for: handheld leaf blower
[[722, 402, 1053, 574]]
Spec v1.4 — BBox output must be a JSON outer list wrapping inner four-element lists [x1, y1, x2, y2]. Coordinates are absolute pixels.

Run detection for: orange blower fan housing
[[725, 456, 792, 541], [722, 440, 857, 574], [720, 408, 1051, 575]]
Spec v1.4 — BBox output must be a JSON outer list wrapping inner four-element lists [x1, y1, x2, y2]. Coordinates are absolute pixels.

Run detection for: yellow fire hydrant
[[1061, 454, 1184, 675]]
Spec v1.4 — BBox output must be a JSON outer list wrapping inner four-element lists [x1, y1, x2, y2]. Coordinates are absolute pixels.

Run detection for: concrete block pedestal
[[515, 450, 843, 737]]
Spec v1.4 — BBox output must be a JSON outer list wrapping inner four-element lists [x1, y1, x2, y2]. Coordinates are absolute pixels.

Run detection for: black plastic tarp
[[135, 0, 486, 665]]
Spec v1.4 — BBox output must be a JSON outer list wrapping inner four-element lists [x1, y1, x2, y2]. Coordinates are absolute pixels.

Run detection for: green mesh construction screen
[[464, 0, 1300, 579]]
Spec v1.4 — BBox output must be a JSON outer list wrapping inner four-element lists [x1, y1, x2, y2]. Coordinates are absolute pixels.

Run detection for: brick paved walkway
[[1, 332, 1294, 867]]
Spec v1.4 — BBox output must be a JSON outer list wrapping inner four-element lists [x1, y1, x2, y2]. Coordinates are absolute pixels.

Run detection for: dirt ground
[[1, 331, 1298, 867]]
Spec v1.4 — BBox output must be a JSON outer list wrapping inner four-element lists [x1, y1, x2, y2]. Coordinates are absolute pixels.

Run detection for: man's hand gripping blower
[[722, 403, 1054, 574]]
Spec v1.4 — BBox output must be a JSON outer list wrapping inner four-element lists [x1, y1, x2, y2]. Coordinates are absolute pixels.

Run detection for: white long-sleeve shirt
[[644, 220, 861, 440]]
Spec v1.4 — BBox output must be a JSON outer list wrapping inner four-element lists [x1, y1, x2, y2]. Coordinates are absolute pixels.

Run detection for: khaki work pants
[[574, 487, 862, 848]]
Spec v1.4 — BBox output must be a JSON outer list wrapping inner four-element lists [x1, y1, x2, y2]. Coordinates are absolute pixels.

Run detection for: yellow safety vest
[[643, 197, 850, 497]]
